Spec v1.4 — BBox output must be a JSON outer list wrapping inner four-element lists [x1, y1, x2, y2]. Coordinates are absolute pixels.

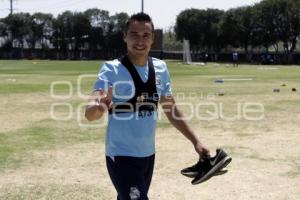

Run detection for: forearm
[[165, 105, 200, 146], [161, 95, 210, 158]]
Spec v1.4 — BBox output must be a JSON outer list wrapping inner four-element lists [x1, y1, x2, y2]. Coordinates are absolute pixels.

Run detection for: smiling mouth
[[134, 46, 146, 51]]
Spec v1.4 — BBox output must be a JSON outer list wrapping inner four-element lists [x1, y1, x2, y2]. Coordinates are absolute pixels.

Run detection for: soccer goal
[[183, 39, 205, 65], [183, 39, 192, 64]]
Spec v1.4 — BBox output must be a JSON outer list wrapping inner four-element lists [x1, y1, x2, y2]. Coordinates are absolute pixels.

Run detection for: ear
[[152, 32, 155, 43], [150, 32, 155, 45], [123, 31, 127, 43]]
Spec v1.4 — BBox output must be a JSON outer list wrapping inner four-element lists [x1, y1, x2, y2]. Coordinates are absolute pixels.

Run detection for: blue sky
[[0, 0, 262, 29]]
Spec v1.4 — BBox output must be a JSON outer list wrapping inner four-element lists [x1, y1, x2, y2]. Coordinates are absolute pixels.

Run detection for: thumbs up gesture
[[98, 86, 113, 112]]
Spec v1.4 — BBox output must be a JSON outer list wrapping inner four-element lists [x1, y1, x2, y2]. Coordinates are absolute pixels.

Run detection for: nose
[[134, 35, 147, 43], [136, 38, 145, 45]]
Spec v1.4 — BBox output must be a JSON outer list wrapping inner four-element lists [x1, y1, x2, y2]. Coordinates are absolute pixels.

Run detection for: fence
[[1, 48, 300, 65]]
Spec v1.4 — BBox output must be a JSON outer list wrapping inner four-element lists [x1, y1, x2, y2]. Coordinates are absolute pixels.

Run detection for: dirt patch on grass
[[0, 93, 52, 133], [0, 69, 299, 199], [1, 115, 299, 200]]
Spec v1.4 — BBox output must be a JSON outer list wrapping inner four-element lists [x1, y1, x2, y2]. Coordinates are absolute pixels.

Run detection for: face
[[123, 20, 154, 57]]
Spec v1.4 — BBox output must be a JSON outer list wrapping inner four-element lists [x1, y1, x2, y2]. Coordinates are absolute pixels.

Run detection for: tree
[[251, 2, 279, 52], [3, 13, 31, 49], [175, 9, 225, 52], [175, 9, 204, 51], [52, 11, 73, 52], [0, 19, 11, 49], [84, 8, 110, 50], [256, 0, 300, 63], [84, 8, 110, 31], [221, 6, 259, 61], [201, 9, 225, 52], [29, 13, 53, 49], [72, 12, 91, 51], [0, 19, 8, 37], [107, 12, 129, 52], [163, 26, 182, 51]]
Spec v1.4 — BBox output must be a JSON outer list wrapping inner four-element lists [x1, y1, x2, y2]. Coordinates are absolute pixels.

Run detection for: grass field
[[0, 60, 299, 199]]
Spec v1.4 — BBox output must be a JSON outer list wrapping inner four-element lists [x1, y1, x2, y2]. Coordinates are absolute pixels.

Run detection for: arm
[[86, 61, 115, 121], [85, 87, 112, 121], [160, 95, 210, 159]]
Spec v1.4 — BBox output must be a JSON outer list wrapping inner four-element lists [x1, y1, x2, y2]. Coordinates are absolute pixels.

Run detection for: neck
[[127, 52, 148, 66]]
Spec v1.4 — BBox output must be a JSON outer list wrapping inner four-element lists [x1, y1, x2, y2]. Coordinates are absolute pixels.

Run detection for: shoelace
[[189, 153, 212, 170], [194, 159, 211, 171]]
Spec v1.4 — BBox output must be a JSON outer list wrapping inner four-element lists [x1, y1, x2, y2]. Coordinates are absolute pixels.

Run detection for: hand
[[98, 86, 113, 112], [194, 141, 210, 161]]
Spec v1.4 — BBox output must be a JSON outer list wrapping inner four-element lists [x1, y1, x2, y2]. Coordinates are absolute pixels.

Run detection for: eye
[[129, 33, 138, 39], [143, 34, 151, 39]]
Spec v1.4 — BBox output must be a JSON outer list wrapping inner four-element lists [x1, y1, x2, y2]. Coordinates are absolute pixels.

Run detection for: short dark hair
[[125, 12, 154, 32]]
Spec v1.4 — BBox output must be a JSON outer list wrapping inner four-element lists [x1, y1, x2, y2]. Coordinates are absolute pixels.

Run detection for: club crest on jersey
[[136, 95, 145, 103]]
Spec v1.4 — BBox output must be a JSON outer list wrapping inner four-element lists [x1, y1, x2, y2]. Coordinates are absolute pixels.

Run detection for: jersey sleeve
[[161, 62, 172, 97], [93, 62, 115, 93]]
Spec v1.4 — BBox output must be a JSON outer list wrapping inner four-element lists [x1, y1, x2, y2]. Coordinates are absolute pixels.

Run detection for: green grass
[[0, 60, 299, 179], [0, 119, 104, 170], [285, 160, 300, 177], [0, 184, 108, 200], [0, 60, 102, 75], [0, 59, 299, 199]]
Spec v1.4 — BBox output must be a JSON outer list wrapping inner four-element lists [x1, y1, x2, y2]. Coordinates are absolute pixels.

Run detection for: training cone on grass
[[217, 90, 225, 96]]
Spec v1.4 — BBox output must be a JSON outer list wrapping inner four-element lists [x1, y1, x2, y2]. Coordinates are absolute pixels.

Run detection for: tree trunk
[[283, 40, 297, 64]]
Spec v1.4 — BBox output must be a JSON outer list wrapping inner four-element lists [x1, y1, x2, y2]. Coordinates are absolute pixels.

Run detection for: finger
[[105, 99, 113, 109], [203, 147, 210, 154], [99, 89, 105, 98], [107, 86, 113, 100], [203, 152, 210, 159], [203, 149, 210, 158]]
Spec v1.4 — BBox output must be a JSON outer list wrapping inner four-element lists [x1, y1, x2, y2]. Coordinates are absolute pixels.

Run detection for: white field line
[[221, 78, 254, 81], [257, 67, 279, 70]]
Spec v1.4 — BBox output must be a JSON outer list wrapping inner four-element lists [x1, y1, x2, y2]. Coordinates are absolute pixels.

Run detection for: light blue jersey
[[93, 57, 172, 157]]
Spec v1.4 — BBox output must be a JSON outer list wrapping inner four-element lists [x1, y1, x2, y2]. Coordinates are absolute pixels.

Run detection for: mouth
[[133, 46, 146, 51]]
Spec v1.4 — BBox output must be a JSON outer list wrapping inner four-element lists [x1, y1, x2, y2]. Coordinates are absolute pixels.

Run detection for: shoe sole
[[192, 156, 232, 185], [181, 169, 228, 178]]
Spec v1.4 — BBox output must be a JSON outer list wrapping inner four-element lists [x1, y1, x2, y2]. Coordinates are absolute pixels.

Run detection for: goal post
[[183, 39, 192, 64]]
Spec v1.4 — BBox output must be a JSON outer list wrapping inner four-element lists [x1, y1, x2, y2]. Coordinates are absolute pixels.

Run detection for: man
[[232, 51, 239, 67], [85, 13, 220, 200]]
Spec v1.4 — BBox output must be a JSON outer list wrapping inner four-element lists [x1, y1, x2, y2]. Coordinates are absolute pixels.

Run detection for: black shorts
[[106, 154, 155, 200]]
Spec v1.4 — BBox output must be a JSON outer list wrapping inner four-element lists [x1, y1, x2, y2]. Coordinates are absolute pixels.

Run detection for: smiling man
[[85, 13, 212, 200]]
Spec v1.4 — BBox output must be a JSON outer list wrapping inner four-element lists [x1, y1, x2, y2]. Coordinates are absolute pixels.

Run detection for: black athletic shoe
[[181, 161, 228, 178], [191, 148, 232, 185]]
